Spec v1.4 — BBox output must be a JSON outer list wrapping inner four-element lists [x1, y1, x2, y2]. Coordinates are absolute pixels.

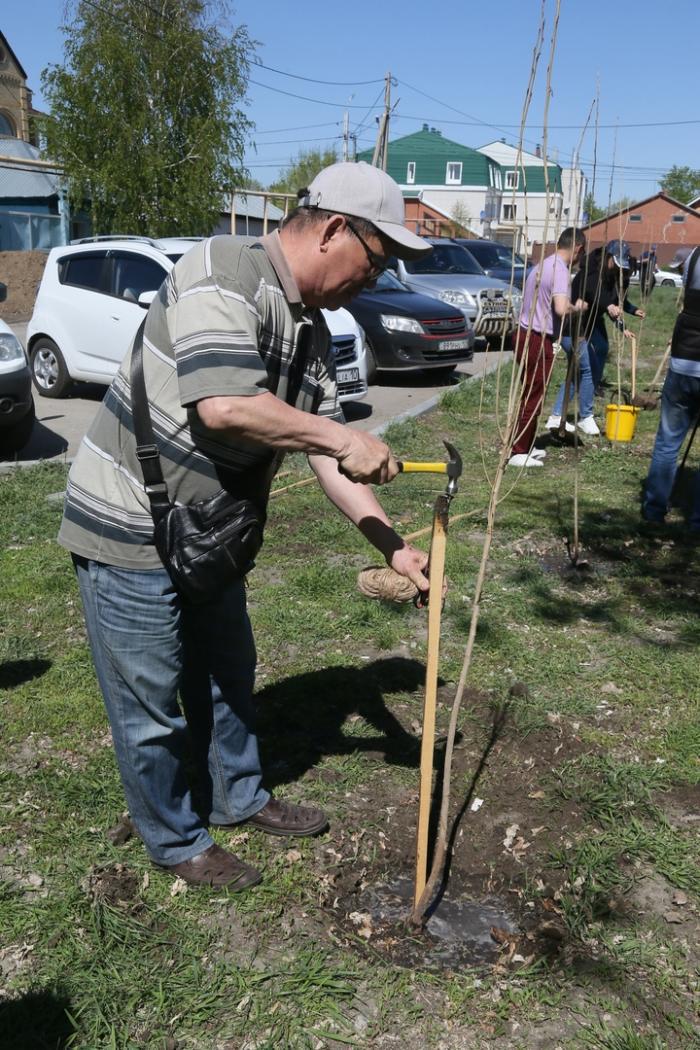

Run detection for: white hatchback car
[[27, 235, 367, 405]]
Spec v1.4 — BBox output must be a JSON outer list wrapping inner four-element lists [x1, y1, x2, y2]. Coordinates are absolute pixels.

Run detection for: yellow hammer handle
[[398, 462, 447, 474]]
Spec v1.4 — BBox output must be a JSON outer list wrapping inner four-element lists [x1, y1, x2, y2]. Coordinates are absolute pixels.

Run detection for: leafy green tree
[[41, 0, 254, 236], [660, 165, 700, 204], [268, 147, 339, 197], [583, 191, 605, 223]]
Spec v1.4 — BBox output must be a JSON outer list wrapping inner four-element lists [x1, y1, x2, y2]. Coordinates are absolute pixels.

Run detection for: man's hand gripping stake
[[396, 441, 463, 910]]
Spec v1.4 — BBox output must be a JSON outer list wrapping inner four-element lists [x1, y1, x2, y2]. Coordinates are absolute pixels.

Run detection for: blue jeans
[[73, 556, 268, 864], [552, 336, 595, 419], [642, 369, 700, 528], [588, 321, 610, 391]]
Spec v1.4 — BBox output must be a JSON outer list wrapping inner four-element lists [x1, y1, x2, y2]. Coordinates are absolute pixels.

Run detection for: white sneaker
[[530, 448, 547, 459], [546, 414, 575, 433], [577, 415, 600, 436], [508, 453, 544, 468]]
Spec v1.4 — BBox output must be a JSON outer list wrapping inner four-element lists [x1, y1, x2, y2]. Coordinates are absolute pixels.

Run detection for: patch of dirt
[[0, 250, 47, 321], [306, 687, 587, 971], [81, 862, 141, 909], [656, 785, 700, 830]]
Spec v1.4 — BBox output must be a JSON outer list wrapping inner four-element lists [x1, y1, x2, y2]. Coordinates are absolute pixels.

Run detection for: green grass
[[1, 288, 699, 1047]]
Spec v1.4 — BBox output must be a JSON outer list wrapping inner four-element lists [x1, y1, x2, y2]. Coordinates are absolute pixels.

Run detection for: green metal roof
[[358, 129, 496, 187], [359, 129, 562, 192], [501, 165, 562, 193]]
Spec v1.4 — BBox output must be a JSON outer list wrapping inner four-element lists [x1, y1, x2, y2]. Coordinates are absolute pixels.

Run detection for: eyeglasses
[[345, 219, 389, 279]]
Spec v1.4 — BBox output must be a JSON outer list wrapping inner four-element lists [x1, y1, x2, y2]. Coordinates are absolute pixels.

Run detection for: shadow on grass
[[254, 656, 431, 789], [0, 658, 52, 690], [0, 987, 75, 1049], [502, 487, 700, 646]]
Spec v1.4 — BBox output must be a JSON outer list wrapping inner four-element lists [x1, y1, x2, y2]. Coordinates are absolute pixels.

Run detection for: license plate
[[438, 339, 471, 351], [337, 367, 360, 384], [482, 301, 507, 315]]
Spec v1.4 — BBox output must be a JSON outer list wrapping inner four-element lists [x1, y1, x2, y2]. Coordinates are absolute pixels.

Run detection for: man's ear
[[319, 214, 347, 251]]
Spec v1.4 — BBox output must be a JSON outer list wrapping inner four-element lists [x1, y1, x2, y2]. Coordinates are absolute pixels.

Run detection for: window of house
[[502, 203, 517, 222], [446, 162, 462, 185], [505, 170, 519, 190], [0, 111, 15, 137], [406, 162, 416, 184], [629, 214, 642, 222], [672, 214, 685, 223]]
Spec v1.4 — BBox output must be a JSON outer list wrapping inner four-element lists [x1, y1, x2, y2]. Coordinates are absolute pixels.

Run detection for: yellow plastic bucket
[[605, 403, 639, 442]]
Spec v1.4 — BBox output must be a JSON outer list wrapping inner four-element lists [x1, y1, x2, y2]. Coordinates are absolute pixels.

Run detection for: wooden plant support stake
[[630, 333, 638, 402], [413, 494, 449, 911]]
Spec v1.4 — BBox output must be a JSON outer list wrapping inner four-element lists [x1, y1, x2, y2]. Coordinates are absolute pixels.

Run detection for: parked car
[[452, 238, 527, 288], [344, 268, 474, 382], [629, 267, 683, 289], [26, 235, 367, 404], [387, 239, 520, 343], [320, 307, 368, 403], [0, 282, 35, 455], [27, 236, 199, 398]]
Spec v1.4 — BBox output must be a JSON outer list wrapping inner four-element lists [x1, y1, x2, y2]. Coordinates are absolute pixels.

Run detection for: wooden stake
[[630, 333, 638, 402], [413, 495, 449, 910]]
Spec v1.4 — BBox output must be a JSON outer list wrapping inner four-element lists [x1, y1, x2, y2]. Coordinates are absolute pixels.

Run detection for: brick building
[[0, 30, 39, 143], [581, 193, 700, 266]]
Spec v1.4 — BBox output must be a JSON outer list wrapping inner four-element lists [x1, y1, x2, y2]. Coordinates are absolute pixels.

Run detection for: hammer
[[397, 440, 462, 497]]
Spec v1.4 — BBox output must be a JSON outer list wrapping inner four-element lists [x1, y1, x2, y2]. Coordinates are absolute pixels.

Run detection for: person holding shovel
[[58, 161, 433, 891], [508, 227, 588, 468], [642, 246, 700, 530]]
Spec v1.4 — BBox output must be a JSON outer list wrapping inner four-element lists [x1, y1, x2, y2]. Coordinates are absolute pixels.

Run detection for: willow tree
[[41, 0, 253, 236]]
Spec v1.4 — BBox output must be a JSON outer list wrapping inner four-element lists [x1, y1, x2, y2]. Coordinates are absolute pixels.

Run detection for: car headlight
[[380, 314, 424, 334], [510, 293, 522, 311], [0, 333, 25, 363], [437, 290, 477, 309]]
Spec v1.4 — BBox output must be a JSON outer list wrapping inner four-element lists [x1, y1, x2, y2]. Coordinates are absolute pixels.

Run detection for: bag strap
[[129, 319, 172, 524]]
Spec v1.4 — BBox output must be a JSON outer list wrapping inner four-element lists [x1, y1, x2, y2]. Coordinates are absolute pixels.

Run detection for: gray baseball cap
[[298, 161, 431, 258], [668, 247, 693, 271]]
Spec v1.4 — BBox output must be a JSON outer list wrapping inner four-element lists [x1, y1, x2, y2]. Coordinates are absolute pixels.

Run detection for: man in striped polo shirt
[[58, 162, 432, 891]]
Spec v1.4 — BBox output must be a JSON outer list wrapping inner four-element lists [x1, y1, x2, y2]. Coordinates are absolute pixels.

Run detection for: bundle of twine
[[357, 566, 418, 604]]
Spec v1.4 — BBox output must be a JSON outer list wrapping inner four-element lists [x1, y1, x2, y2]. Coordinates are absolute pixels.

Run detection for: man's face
[[311, 216, 392, 309]]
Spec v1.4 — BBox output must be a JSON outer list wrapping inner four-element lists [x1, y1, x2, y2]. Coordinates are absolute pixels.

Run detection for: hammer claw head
[[442, 440, 462, 495]]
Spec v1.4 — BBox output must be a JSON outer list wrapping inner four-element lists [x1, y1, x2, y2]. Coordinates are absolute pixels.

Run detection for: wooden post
[[413, 495, 449, 909], [230, 193, 236, 235]]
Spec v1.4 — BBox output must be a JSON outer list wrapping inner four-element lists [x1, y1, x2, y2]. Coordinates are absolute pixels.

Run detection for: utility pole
[[342, 110, 349, 162], [372, 71, 393, 171]]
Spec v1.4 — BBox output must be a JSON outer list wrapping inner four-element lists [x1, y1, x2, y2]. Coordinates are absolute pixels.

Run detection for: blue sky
[[3, 0, 698, 203]]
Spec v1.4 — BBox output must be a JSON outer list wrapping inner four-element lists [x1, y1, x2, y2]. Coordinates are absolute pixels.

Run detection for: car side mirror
[[0, 282, 6, 303], [138, 290, 157, 308]]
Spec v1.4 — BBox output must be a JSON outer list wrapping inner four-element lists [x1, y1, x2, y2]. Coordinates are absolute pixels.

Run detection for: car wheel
[[661, 279, 674, 287], [31, 338, 71, 398], [2, 399, 35, 455], [364, 339, 379, 385]]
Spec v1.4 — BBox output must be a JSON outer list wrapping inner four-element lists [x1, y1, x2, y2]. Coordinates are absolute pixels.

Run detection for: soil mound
[[0, 250, 48, 321]]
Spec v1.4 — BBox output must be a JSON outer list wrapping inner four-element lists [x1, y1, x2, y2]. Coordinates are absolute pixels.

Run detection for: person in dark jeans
[[582, 240, 645, 396], [643, 247, 700, 530]]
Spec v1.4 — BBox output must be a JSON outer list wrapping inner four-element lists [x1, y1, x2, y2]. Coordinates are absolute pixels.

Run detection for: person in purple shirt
[[509, 228, 587, 467]]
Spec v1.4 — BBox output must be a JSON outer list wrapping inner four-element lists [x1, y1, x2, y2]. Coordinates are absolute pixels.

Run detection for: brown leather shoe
[[156, 843, 261, 890], [246, 798, 328, 837]]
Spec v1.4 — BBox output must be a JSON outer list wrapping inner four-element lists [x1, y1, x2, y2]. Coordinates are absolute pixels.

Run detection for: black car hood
[[349, 286, 460, 319]]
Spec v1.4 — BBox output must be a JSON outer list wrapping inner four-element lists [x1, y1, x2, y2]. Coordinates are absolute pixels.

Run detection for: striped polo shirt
[[58, 232, 343, 569]]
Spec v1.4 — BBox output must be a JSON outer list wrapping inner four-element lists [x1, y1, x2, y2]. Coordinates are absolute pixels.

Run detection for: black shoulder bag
[[130, 322, 265, 604]]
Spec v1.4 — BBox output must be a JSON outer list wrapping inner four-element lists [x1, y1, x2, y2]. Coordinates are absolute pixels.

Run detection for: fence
[[0, 209, 64, 251]]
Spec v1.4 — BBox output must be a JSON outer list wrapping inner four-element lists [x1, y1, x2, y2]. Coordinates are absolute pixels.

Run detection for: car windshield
[[371, 270, 408, 291], [405, 244, 484, 276], [469, 243, 525, 269]]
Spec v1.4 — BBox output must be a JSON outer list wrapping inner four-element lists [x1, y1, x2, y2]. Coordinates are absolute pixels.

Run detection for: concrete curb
[[1, 354, 508, 474], [370, 353, 505, 437]]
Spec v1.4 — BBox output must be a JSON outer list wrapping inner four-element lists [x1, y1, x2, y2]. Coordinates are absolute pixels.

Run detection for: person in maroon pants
[[509, 228, 588, 467]]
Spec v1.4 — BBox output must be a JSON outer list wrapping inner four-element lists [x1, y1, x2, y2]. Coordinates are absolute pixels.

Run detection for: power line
[[252, 61, 383, 88], [255, 121, 341, 135], [248, 78, 383, 110]]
